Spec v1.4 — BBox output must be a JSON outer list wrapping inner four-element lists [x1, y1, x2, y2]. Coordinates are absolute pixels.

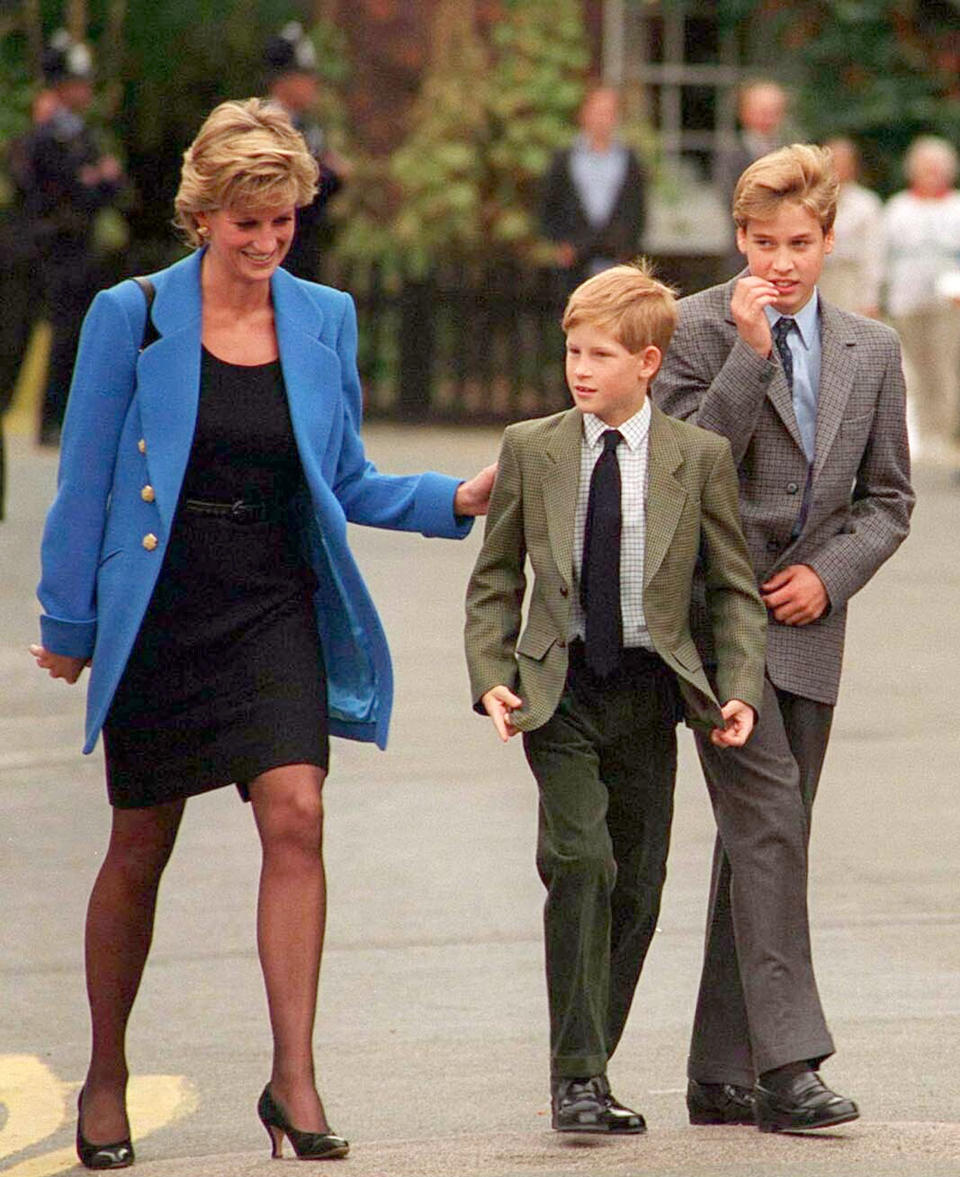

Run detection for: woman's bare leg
[[249, 763, 331, 1132], [81, 798, 185, 1143]]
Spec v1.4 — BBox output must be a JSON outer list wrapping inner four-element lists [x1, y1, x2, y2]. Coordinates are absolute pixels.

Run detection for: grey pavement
[[1, 426, 959, 1177]]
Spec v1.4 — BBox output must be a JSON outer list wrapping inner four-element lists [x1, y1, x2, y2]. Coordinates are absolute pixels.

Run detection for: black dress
[[103, 348, 328, 809]]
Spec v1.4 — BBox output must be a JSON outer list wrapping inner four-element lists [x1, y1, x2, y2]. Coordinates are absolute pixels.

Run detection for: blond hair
[[733, 143, 838, 232], [562, 261, 678, 356], [174, 98, 319, 247]]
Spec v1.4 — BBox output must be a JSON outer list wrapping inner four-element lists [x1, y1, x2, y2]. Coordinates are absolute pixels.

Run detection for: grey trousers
[[687, 677, 836, 1086]]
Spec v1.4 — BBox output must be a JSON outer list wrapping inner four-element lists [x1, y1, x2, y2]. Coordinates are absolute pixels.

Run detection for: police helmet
[[264, 22, 317, 77], [42, 29, 94, 85]]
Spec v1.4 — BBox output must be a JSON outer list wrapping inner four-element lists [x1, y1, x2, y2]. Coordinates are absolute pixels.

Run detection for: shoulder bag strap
[[131, 275, 159, 350]]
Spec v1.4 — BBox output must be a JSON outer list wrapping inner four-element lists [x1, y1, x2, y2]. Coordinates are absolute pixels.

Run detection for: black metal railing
[[321, 260, 569, 424], [320, 253, 726, 424]]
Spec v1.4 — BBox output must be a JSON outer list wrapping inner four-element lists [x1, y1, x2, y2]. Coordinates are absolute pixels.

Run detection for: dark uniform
[[0, 129, 36, 516], [264, 23, 345, 282], [282, 116, 343, 281], [27, 34, 123, 444]]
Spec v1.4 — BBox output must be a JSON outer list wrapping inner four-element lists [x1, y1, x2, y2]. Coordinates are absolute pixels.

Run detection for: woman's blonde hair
[[174, 98, 319, 247], [733, 143, 839, 232], [562, 261, 678, 356]]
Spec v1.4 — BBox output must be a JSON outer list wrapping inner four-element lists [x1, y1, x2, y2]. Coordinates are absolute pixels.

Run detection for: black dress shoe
[[552, 1075, 646, 1134], [754, 1070, 859, 1133], [257, 1084, 349, 1159], [76, 1091, 134, 1170], [686, 1078, 756, 1125]]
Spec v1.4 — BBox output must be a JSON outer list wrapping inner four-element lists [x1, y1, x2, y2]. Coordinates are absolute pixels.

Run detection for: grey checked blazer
[[464, 403, 766, 733], [654, 275, 914, 704]]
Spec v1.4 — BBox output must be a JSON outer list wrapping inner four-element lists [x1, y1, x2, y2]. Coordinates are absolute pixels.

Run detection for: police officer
[[27, 30, 124, 445], [264, 22, 350, 281]]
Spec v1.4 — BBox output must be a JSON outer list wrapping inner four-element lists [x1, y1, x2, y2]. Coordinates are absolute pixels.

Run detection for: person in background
[[819, 137, 884, 318], [715, 80, 789, 276], [541, 86, 646, 293], [25, 30, 124, 446], [264, 21, 351, 281], [0, 88, 61, 516], [884, 135, 960, 463], [31, 98, 494, 1169]]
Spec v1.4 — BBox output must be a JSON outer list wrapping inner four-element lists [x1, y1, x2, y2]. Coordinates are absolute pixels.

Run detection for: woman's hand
[[29, 644, 88, 684], [454, 463, 498, 517]]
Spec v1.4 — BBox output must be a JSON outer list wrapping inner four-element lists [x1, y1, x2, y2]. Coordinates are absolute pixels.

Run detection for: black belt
[[182, 498, 284, 524]]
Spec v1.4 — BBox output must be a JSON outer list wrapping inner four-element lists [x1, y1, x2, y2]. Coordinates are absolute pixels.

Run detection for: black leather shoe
[[552, 1075, 646, 1134], [257, 1084, 349, 1159], [76, 1091, 134, 1170], [687, 1079, 756, 1125], [754, 1071, 859, 1133]]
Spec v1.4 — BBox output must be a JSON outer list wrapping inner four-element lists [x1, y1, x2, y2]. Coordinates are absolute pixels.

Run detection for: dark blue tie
[[774, 317, 815, 536], [772, 316, 795, 391], [581, 429, 622, 677]]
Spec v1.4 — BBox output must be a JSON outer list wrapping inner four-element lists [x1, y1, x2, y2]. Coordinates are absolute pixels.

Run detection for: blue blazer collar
[[147, 248, 327, 338]]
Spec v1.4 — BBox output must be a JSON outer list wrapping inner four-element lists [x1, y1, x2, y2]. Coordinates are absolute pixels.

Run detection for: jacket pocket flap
[[517, 628, 557, 661], [672, 639, 703, 672]]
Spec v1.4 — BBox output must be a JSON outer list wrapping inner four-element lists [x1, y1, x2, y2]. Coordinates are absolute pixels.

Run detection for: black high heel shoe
[[257, 1084, 349, 1160], [76, 1090, 135, 1170]]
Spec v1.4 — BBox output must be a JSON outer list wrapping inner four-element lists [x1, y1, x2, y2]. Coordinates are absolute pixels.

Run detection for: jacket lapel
[[813, 301, 857, 476], [137, 251, 203, 538], [542, 409, 582, 587], [644, 404, 687, 587], [270, 268, 338, 471]]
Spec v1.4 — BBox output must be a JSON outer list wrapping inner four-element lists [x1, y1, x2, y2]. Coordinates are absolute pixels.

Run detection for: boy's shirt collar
[[582, 399, 651, 452], [764, 288, 820, 350]]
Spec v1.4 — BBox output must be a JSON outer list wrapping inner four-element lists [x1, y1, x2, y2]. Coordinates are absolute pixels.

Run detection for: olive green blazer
[[464, 402, 766, 733]]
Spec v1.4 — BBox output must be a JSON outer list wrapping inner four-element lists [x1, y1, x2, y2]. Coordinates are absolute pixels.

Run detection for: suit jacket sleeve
[[698, 438, 767, 713], [541, 149, 574, 245], [38, 288, 140, 657], [329, 293, 472, 540], [803, 334, 913, 607], [606, 150, 645, 259], [654, 301, 777, 465], [464, 428, 527, 711]]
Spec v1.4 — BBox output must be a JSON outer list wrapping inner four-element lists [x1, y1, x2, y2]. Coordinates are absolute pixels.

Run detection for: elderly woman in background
[[819, 137, 884, 318], [884, 135, 960, 462], [31, 98, 494, 1167]]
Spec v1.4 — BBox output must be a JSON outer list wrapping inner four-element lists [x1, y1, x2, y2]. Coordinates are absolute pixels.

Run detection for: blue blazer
[[38, 249, 471, 754]]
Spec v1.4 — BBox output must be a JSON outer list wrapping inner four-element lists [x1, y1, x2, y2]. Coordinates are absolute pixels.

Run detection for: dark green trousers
[[523, 642, 680, 1080]]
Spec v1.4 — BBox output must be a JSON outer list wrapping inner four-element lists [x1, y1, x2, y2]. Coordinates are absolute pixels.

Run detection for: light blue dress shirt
[[765, 291, 821, 460], [568, 134, 629, 228]]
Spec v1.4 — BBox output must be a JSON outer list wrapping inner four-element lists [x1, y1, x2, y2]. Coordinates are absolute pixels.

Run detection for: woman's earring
[[197, 225, 209, 237]]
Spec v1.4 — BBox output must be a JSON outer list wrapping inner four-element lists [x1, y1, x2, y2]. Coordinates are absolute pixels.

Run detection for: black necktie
[[581, 429, 622, 677], [772, 317, 795, 391]]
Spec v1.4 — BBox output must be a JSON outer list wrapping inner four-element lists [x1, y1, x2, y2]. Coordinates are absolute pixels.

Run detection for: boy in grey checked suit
[[465, 264, 767, 1133], [655, 144, 913, 1131]]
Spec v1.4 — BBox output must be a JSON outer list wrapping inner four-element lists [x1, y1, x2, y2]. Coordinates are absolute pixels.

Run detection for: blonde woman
[[31, 98, 494, 1167]]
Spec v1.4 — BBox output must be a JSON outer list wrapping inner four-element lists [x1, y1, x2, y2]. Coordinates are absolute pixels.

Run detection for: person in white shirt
[[820, 138, 884, 317], [884, 136, 960, 460]]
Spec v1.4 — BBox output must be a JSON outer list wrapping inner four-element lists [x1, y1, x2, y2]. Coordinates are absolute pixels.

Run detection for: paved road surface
[[1, 428, 958, 1176]]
